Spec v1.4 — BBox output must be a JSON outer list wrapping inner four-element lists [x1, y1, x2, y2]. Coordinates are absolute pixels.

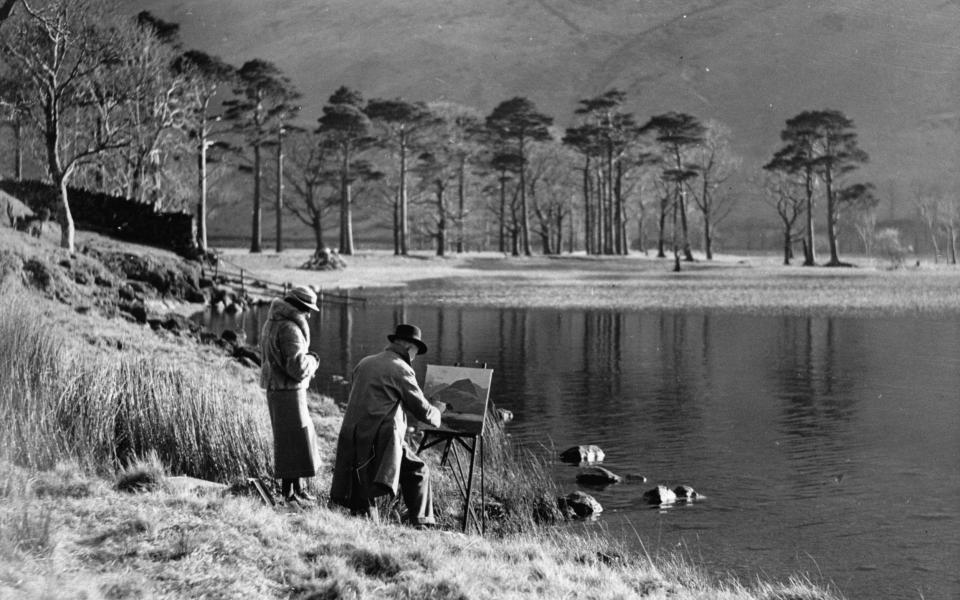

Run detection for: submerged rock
[[642, 485, 677, 505], [558, 490, 603, 518], [575, 465, 622, 485], [560, 444, 605, 464]]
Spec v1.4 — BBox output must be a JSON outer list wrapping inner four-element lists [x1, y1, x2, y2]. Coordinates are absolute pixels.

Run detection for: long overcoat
[[329, 343, 440, 507], [260, 299, 320, 479]]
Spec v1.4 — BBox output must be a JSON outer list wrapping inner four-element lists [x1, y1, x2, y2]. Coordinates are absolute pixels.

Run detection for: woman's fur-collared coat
[[329, 343, 440, 506], [260, 299, 321, 479], [260, 299, 318, 391]]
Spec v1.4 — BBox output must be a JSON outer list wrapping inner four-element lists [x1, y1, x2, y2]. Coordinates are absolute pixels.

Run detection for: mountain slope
[[129, 0, 960, 238]]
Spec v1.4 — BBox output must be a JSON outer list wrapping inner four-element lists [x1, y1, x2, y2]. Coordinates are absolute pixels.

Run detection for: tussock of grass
[[0, 295, 271, 482], [116, 451, 166, 493], [0, 504, 54, 559]]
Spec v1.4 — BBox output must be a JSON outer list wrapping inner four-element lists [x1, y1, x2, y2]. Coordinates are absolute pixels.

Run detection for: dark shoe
[[295, 491, 316, 503], [281, 495, 302, 508]]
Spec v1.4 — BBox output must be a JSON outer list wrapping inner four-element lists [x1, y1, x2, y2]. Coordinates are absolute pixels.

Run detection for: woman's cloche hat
[[284, 285, 320, 312]]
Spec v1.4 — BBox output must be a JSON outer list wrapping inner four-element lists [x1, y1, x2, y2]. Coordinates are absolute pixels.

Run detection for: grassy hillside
[[0, 223, 844, 599]]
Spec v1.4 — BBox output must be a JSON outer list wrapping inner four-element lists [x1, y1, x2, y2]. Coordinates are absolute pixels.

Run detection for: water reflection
[[198, 302, 960, 600]]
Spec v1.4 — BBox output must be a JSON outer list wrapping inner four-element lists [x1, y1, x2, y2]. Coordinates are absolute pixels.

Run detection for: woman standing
[[260, 285, 321, 504]]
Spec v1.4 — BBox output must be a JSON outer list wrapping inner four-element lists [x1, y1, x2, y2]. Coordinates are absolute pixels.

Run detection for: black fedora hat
[[388, 323, 428, 355]]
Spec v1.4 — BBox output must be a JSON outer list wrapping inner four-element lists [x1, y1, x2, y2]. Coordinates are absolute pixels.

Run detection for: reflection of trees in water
[[645, 311, 703, 439], [578, 310, 623, 410], [773, 316, 860, 485], [338, 304, 353, 378]]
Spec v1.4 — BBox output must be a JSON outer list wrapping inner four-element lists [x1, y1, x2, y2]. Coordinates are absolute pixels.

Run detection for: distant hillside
[[128, 0, 960, 246]]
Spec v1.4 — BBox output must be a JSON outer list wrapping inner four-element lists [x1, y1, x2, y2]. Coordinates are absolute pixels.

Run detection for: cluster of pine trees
[[2, 0, 917, 267]]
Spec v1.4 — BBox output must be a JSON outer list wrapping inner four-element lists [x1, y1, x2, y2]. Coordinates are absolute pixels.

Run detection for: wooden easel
[[416, 362, 490, 534], [417, 427, 485, 534]]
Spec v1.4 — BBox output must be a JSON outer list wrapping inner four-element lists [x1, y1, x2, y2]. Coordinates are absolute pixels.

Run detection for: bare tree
[[1, 0, 131, 251], [283, 130, 338, 254], [913, 183, 958, 264], [687, 120, 740, 259], [758, 170, 806, 265], [174, 50, 235, 252], [525, 139, 577, 254], [838, 183, 879, 257], [0, 73, 29, 180]]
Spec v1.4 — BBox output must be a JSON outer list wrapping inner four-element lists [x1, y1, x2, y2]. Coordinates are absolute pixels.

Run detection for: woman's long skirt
[[267, 388, 320, 478]]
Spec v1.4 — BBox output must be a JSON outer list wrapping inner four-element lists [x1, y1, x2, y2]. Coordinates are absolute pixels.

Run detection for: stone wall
[[0, 180, 197, 256]]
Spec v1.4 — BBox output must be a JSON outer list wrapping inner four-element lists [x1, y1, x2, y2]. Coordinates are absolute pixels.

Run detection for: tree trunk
[[657, 193, 668, 258], [197, 133, 208, 252], [275, 127, 284, 253], [637, 212, 646, 255], [582, 158, 592, 255], [824, 165, 841, 265], [57, 176, 75, 252], [14, 119, 23, 181], [519, 139, 532, 256], [948, 224, 958, 265], [392, 189, 400, 255], [250, 141, 263, 253], [703, 208, 713, 260], [498, 174, 507, 253], [617, 161, 628, 255], [457, 155, 465, 254], [672, 194, 681, 272], [803, 168, 816, 266], [399, 135, 408, 255], [782, 224, 792, 266], [44, 101, 75, 252], [339, 144, 354, 255], [679, 189, 694, 261], [312, 214, 325, 255], [435, 182, 446, 257]]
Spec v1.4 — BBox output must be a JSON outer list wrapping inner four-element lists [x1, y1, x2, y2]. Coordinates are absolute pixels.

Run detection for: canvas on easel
[[421, 365, 493, 435], [416, 364, 494, 533]]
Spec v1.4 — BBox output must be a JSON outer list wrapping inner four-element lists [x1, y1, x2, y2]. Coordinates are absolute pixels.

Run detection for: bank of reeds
[[0, 298, 271, 482]]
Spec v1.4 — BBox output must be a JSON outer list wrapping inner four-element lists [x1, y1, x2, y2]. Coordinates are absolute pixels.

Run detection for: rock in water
[[673, 485, 699, 500], [576, 465, 622, 485], [558, 490, 603, 518], [559, 444, 606, 464], [496, 408, 514, 423], [642, 485, 677, 505]]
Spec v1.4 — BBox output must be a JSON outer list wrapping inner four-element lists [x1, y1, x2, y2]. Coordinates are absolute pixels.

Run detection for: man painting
[[329, 324, 441, 526]]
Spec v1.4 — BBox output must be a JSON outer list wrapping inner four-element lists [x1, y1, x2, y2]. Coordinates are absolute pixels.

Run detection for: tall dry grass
[[0, 297, 271, 482]]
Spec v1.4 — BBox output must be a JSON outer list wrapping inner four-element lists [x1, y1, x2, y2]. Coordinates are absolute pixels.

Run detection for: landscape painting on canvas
[[420, 365, 493, 436]]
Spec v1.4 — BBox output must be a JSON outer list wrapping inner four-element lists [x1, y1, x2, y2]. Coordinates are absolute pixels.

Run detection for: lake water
[[204, 301, 960, 600]]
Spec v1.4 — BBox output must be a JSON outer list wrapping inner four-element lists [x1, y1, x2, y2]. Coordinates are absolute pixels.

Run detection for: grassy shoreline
[[0, 232, 873, 599], [224, 248, 960, 316]]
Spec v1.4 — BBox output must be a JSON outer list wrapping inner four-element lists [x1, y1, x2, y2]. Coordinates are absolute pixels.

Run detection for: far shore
[[222, 248, 960, 315]]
